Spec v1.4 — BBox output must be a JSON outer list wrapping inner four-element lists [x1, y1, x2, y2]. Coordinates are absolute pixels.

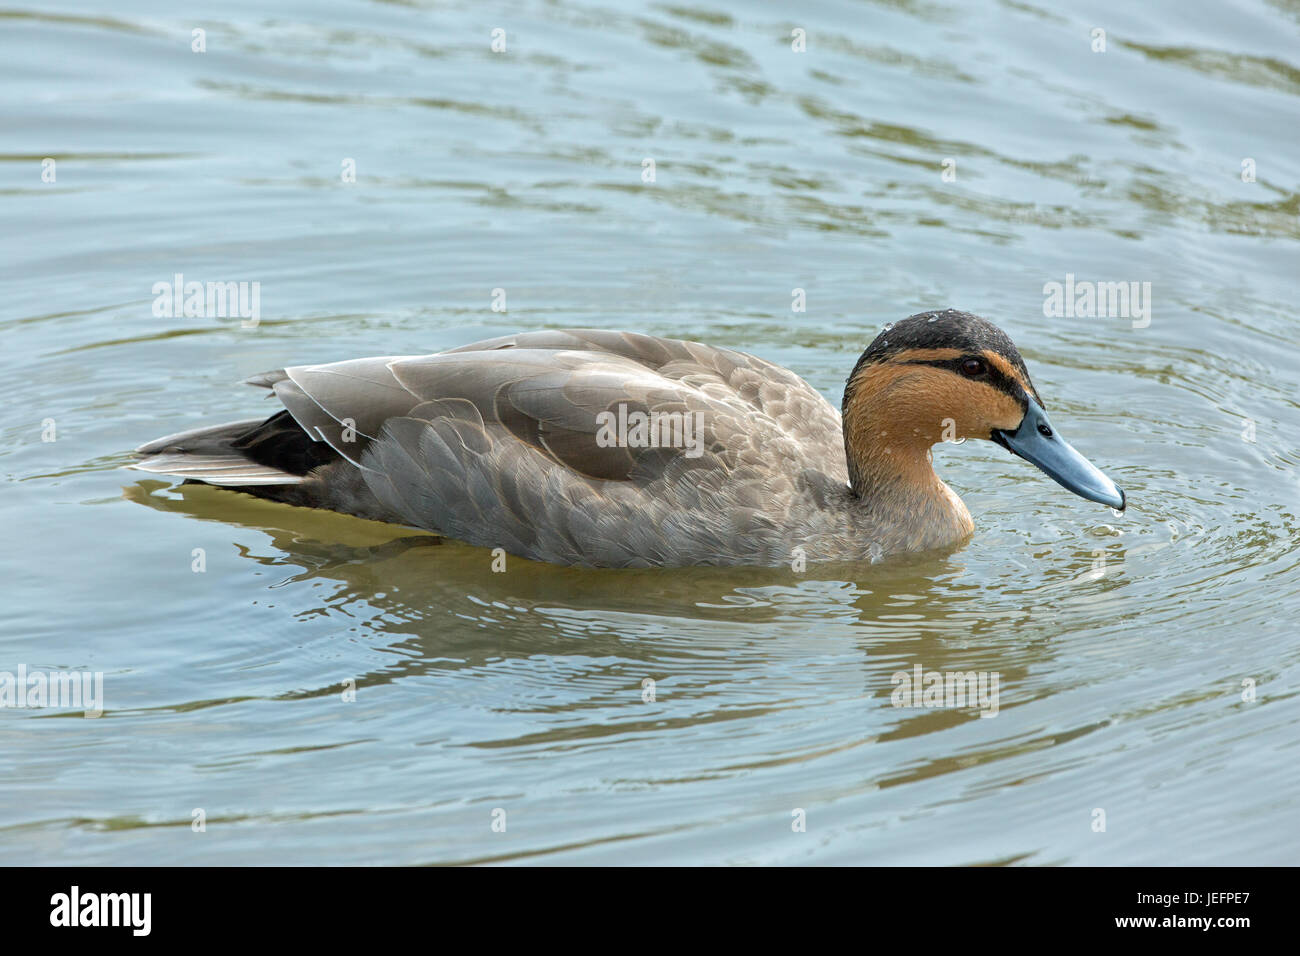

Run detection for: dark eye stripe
[[899, 356, 1027, 405]]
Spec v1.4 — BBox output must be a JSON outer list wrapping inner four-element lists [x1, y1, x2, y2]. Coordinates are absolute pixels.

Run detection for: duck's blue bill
[[991, 399, 1126, 511]]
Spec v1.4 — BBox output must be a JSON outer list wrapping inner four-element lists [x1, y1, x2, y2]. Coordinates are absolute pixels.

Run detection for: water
[[3, 0, 1298, 864]]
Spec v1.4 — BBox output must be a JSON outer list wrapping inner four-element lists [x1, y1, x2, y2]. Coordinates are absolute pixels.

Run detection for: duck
[[131, 310, 1125, 568]]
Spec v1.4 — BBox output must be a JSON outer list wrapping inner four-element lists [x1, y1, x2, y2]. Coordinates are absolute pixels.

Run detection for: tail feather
[[134, 419, 264, 456], [130, 413, 336, 487], [130, 452, 303, 486]]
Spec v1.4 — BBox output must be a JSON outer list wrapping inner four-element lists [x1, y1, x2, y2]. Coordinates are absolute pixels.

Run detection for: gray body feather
[[132, 329, 949, 567]]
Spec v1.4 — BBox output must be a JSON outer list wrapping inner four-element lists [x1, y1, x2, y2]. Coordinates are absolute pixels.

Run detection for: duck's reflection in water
[[126, 479, 1072, 750]]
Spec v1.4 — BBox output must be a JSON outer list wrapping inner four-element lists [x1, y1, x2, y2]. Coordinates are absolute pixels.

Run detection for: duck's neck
[[842, 416, 974, 551]]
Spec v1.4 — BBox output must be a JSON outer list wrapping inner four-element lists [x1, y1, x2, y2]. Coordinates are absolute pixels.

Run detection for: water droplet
[[927, 315, 938, 322], [882, 322, 894, 331], [1110, 508, 1125, 519], [880, 339, 888, 347]]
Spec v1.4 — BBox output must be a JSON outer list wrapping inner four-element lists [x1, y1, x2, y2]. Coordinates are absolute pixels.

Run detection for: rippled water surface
[[3, 0, 1299, 864]]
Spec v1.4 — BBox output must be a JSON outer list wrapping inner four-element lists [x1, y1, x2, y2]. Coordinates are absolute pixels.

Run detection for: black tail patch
[[229, 411, 341, 476]]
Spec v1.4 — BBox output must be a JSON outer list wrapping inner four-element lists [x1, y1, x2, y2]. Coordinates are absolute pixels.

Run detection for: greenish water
[[3, 0, 1299, 864]]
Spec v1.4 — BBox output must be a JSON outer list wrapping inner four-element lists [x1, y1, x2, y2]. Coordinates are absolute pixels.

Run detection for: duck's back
[[134, 329, 852, 567]]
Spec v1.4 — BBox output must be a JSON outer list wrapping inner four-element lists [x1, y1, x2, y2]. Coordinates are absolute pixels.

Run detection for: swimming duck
[[131, 310, 1124, 568]]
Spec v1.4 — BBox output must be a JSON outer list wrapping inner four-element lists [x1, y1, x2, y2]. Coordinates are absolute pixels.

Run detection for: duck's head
[[841, 309, 1125, 510]]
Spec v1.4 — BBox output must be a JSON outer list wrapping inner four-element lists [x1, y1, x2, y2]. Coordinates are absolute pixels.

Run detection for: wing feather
[[141, 329, 846, 565]]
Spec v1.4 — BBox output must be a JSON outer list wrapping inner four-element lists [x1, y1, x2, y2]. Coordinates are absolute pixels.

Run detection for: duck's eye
[[960, 357, 986, 377]]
